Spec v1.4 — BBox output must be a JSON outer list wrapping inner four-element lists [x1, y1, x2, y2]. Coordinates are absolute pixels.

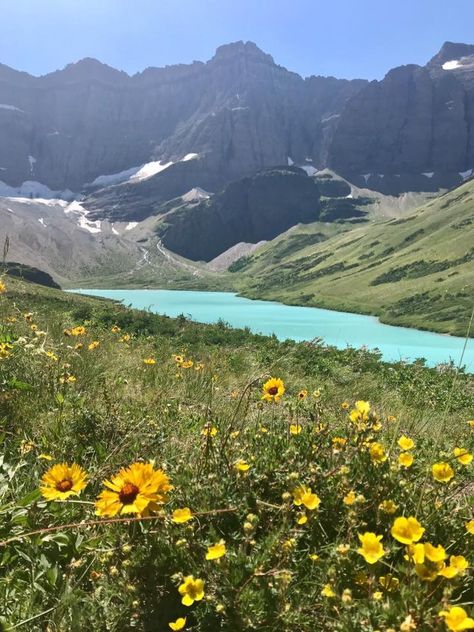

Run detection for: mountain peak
[[46, 57, 129, 81], [212, 41, 275, 64], [428, 41, 474, 67]]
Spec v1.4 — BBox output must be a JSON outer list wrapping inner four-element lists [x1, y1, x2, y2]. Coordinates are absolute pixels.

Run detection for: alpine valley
[[1, 40, 474, 334]]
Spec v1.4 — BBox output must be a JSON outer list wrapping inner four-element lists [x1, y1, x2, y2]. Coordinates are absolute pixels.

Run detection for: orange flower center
[[119, 483, 139, 505], [56, 478, 73, 492], [268, 386, 279, 396]]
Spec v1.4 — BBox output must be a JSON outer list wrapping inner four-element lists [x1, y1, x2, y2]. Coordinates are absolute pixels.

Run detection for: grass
[[0, 277, 473, 631], [231, 180, 474, 336]]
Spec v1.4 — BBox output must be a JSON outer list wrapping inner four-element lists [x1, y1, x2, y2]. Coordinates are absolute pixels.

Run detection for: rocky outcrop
[[156, 167, 321, 261]]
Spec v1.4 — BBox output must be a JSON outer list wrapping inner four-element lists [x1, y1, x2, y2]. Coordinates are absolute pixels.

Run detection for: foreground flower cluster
[[0, 283, 473, 631]]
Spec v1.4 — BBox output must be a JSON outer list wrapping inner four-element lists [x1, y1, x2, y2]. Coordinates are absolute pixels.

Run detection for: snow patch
[[422, 172, 434, 178], [231, 106, 249, 111], [111, 225, 119, 235], [0, 179, 74, 201], [0, 103, 24, 113], [300, 165, 317, 176], [321, 113, 340, 124], [442, 59, 461, 70], [287, 157, 294, 166], [91, 165, 143, 188], [362, 174, 372, 183], [64, 200, 101, 234], [181, 153, 199, 162], [460, 169, 473, 179], [38, 218, 46, 228], [125, 222, 138, 231], [28, 155, 36, 173], [129, 161, 173, 182]]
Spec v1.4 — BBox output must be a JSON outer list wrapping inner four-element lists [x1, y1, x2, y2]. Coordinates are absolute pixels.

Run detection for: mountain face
[[0, 42, 365, 194]]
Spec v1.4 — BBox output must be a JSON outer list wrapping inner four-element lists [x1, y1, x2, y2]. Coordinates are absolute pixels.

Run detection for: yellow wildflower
[[379, 499, 398, 513], [234, 459, 250, 472], [292, 485, 321, 511], [143, 358, 156, 365], [453, 447, 473, 465], [71, 326, 86, 336], [168, 618, 186, 631], [369, 442, 387, 464], [0, 280, 6, 294], [399, 452, 414, 468], [391, 516, 425, 545], [398, 436, 415, 450], [432, 462, 455, 483], [201, 425, 218, 437], [379, 574, 399, 592], [321, 584, 336, 598], [357, 532, 385, 564], [178, 576, 205, 607], [261, 377, 285, 402], [111, 325, 121, 333], [343, 490, 357, 506], [205, 540, 226, 560], [297, 389, 308, 400], [172, 508, 193, 523], [466, 519, 474, 535], [438, 555, 469, 579], [40, 463, 88, 501], [95, 462, 172, 517], [290, 423, 302, 435], [88, 341, 100, 351], [439, 606, 474, 631]]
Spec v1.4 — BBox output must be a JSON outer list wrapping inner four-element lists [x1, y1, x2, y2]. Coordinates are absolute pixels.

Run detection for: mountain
[[232, 178, 474, 336]]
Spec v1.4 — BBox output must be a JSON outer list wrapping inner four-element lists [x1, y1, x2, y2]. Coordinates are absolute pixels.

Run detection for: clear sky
[[1, 0, 474, 80]]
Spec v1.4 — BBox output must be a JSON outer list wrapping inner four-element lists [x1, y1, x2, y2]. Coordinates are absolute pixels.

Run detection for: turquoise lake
[[71, 289, 473, 371]]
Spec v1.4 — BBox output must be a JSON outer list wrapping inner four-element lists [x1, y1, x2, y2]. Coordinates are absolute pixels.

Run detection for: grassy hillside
[[232, 180, 474, 336], [0, 277, 473, 631]]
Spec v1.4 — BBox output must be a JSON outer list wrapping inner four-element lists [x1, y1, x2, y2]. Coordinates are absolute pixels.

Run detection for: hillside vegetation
[[232, 179, 474, 336], [0, 277, 473, 631]]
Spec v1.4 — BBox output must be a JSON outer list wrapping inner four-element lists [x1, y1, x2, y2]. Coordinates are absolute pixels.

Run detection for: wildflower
[[332, 437, 347, 452], [343, 490, 357, 506], [357, 532, 385, 564], [398, 436, 415, 450], [234, 459, 250, 472], [415, 562, 443, 582], [95, 462, 172, 517], [45, 351, 58, 362], [296, 512, 308, 525], [391, 516, 425, 545], [111, 325, 121, 333], [309, 553, 320, 561], [321, 584, 336, 598], [399, 452, 414, 468], [349, 400, 370, 425], [173, 354, 184, 363], [369, 442, 387, 464], [438, 555, 469, 579], [292, 485, 321, 511], [432, 462, 455, 483], [38, 453, 53, 461], [312, 389, 321, 398], [466, 519, 474, 535], [178, 576, 204, 606], [206, 541, 226, 560], [438, 606, 474, 631], [400, 615, 417, 631], [143, 358, 156, 365], [379, 574, 399, 592], [230, 430, 240, 440], [88, 341, 100, 351], [71, 326, 87, 336], [468, 420, 474, 429], [172, 508, 193, 523], [341, 588, 352, 603], [297, 389, 308, 400], [169, 618, 186, 631], [372, 591, 383, 601], [59, 373, 76, 384], [40, 463, 88, 501], [0, 280, 6, 294], [201, 425, 218, 437], [120, 334, 131, 343], [181, 360, 194, 369], [262, 377, 285, 402], [379, 499, 398, 514], [74, 343, 83, 350], [453, 447, 473, 465], [337, 543, 350, 555], [425, 543, 447, 562], [341, 400, 350, 410], [290, 423, 302, 435]]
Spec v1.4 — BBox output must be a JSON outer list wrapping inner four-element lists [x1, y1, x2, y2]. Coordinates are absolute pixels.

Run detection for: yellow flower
[[297, 389, 308, 400], [337, 543, 350, 555], [173, 354, 184, 363], [111, 325, 121, 333], [379, 499, 398, 514], [357, 532, 385, 564], [71, 326, 87, 336], [181, 360, 194, 369], [466, 519, 474, 535], [415, 562, 443, 582], [95, 462, 172, 517], [40, 463, 88, 501], [143, 358, 156, 365], [88, 341, 100, 351], [332, 437, 348, 452], [349, 400, 370, 424], [38, 453, 53, 461], [0, 280, 6, 294], [172, 508, 193, 523], [453, 448, 473, 465], [59, 373, 76, 384], [391, 516, 425, 545], [439, 606, 474, 631], [205, 540, 226, 560], [372, 591, 383, 601], [369, 442, 387, 464], [432, 462, 455, 483], [261, 377, 285, 402], [399, 452, 414, 468], [424, 543, 447, 563], [438, 555, 469, 579], [45, 351, 58, 362], [341, 400, 350, 410], [321, 583, 336, 598], [468, 420, 474, 429], [292, 485, 321, 511], [296, 512, 308, 525], [398, 436, 415, 450], [169, 617, 186, 631], [406, 543, 426, 564], [120, 334, 131, 343], [290, 423, 302, 435], [234, 459, 250, 472], [201, 425, 218, 437], [178, 576, 205, 607], [400, 614, 417, 631], [312, 389, 321, 398], [343, 490, 357, 506]]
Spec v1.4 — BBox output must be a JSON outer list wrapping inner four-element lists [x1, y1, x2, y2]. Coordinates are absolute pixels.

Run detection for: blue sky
[[1, 0, 474, 79]]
